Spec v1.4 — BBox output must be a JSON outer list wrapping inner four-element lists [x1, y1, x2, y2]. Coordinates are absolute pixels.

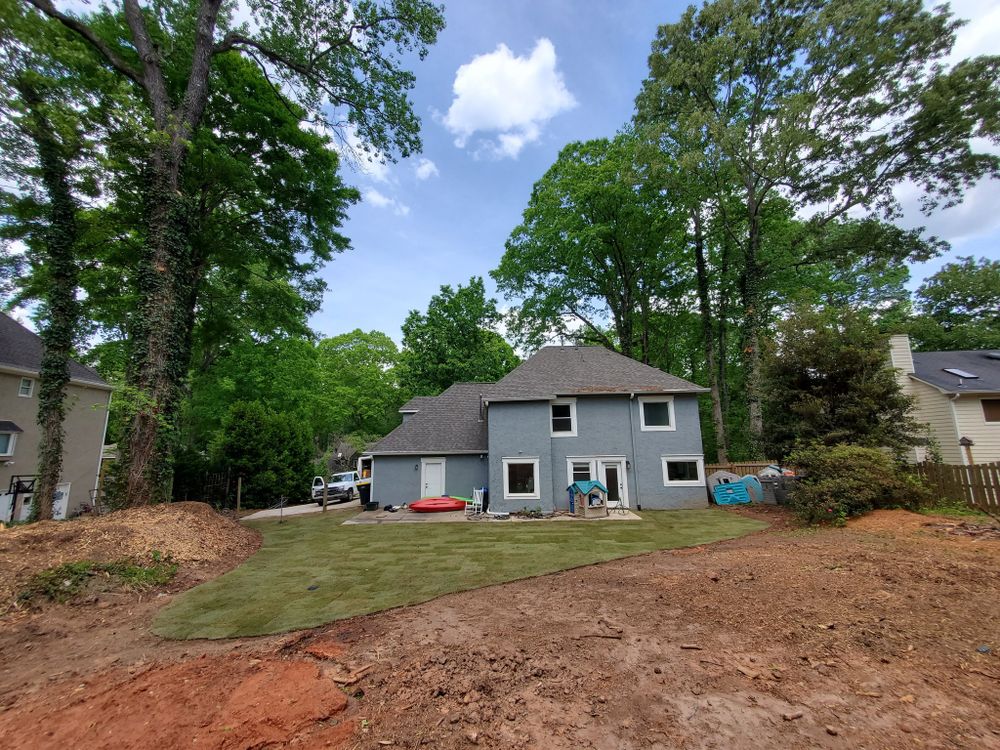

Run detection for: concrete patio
[[342, 507, 642, 525]]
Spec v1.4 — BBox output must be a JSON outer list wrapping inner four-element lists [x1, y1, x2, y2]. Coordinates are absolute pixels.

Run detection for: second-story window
[[18, 378, 34, 398], [550, 399, 577, 436]]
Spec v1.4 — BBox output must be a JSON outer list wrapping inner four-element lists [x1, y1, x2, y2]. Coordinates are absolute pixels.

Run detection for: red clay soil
[[1, 508, 999, 749]]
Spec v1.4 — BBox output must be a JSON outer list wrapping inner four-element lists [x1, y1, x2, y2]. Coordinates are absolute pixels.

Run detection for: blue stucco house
[[366, 346, 710, 512]]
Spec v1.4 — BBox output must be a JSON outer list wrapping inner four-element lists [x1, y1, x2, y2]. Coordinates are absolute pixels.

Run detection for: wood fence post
[[236, 476, 242, 515]]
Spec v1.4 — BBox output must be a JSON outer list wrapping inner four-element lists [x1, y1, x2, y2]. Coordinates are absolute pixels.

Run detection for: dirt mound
[[847, 508, 939, 533], [0, 655, 351, 749], [0, 502, 259, 604]]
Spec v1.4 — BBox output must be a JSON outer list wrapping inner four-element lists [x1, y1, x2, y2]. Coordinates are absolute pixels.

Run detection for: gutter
[[93, 390, 113, 504], [908, 374, 999, 397]]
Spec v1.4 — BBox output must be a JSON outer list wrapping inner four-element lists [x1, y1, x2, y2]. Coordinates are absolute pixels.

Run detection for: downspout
[[93, 389, 112, 509], [629, 393, 642, 511], [949, 394, 965, 465]]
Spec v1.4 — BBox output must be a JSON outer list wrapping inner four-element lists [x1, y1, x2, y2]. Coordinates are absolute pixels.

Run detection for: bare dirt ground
[[1, 507, 998, 749]]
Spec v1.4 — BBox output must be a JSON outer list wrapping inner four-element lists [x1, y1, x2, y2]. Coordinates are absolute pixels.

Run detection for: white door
[[421, 459, 445, 497], [598, 459, 628, 509]]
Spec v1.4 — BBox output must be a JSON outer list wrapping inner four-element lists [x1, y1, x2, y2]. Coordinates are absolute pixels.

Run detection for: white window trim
[[566, 457, 596, 483], [550, 398, 577, 437], [502, 456, 541, 500], [420, 457, 447, 497], [0, 432, 16, 457], [639, 395, 676, 431], [18, 377, 33, 398], [661, 455, 705, 487], [565, 456, 630, 508]]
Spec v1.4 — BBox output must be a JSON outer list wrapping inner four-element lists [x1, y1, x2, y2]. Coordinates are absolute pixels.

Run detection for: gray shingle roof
[[399, 395, 437, 412], [0, 314, 109, 387], [912, 350, 1000, 394], [485, 346, 708, 401], [370, 382, 491, 454]]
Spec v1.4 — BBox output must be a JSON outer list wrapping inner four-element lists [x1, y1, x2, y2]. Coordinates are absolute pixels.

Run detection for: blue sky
[[313, 0, 1000, 343]]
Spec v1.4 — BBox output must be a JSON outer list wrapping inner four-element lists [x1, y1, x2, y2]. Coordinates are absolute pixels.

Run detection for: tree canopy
[[907, 257, 1000, 351], [399, 277, 519, 396], [762, 306, 922, 460], [12, 0, 445, 505], [632, 0, 999, 456]]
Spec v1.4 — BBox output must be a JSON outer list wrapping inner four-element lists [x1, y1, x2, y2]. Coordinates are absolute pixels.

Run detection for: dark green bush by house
[[787, 443, 932, 525]]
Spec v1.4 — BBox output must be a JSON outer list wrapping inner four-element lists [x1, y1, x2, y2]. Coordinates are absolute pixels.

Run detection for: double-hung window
[[18, 378, 33, 398], [569, 460, 593, 483], [550, 399, 577, 437]]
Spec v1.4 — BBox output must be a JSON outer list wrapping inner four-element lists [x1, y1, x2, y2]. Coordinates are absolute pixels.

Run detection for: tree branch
[[23, 0, 144, 89]]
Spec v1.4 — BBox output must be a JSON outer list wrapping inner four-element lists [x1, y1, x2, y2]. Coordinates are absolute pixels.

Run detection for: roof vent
[[985, 351, 1000, 361]]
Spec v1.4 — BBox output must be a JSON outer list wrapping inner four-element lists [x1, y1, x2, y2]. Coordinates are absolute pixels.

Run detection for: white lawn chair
[[466, 487, 485, 515]]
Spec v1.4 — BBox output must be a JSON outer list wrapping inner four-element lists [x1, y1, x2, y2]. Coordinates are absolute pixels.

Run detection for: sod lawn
[[154, 508, 767, 639]]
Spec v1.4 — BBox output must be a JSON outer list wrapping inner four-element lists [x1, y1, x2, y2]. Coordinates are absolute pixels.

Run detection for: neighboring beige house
[[0, 314, 112, 521], [890, 334, 1000, 465]]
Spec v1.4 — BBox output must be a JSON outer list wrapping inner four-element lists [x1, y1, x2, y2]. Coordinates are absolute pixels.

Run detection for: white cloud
[[442, 38, 577, 159], [414, 157, 439, 180], [946, 0, 1000, 64], [364, 188, 410, 217]]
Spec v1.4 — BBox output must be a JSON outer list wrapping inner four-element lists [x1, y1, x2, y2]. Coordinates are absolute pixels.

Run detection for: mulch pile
[[923, 519, 1000, 540], [0, 501, 259, 605]]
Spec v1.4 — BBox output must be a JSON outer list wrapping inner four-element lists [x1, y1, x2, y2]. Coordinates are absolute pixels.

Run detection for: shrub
[[786, 443, 932, 525], [213, 401, 315, 507]]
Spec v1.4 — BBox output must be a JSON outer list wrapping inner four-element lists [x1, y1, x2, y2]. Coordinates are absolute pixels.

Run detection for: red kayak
[[409, 497, 466, 513]]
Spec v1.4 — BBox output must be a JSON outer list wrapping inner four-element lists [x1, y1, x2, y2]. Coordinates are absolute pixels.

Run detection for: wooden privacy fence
[[913, 461, 1000, 514], [705, 461, 778, 477]]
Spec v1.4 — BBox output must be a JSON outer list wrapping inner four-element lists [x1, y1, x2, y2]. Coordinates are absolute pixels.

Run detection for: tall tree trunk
[[740, 191, 765, 458], [691, 207, 729, 463], [717, 232, 731, 422], [638, 289, 651, 365], [19, 80, 81, 521], [103, 0, 224, 507], [114, 149, 193, 505]]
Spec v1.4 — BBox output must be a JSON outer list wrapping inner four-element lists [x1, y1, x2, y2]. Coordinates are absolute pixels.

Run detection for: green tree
[[762, 305, 921, 460], [24, 0, 445, 505], [494, 135, 687, 362], [213, 401, 314, 508], [317, 330, 402, 440], [184, 336, 326, 454], [636, 0, 1000, 455], [399, 277, 519, 396], [0, 10, 113, 519], [908, 257, 1000, 351]]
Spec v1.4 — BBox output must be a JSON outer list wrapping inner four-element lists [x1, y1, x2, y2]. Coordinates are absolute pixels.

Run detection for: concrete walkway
[[242, 499, 361, 521]]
